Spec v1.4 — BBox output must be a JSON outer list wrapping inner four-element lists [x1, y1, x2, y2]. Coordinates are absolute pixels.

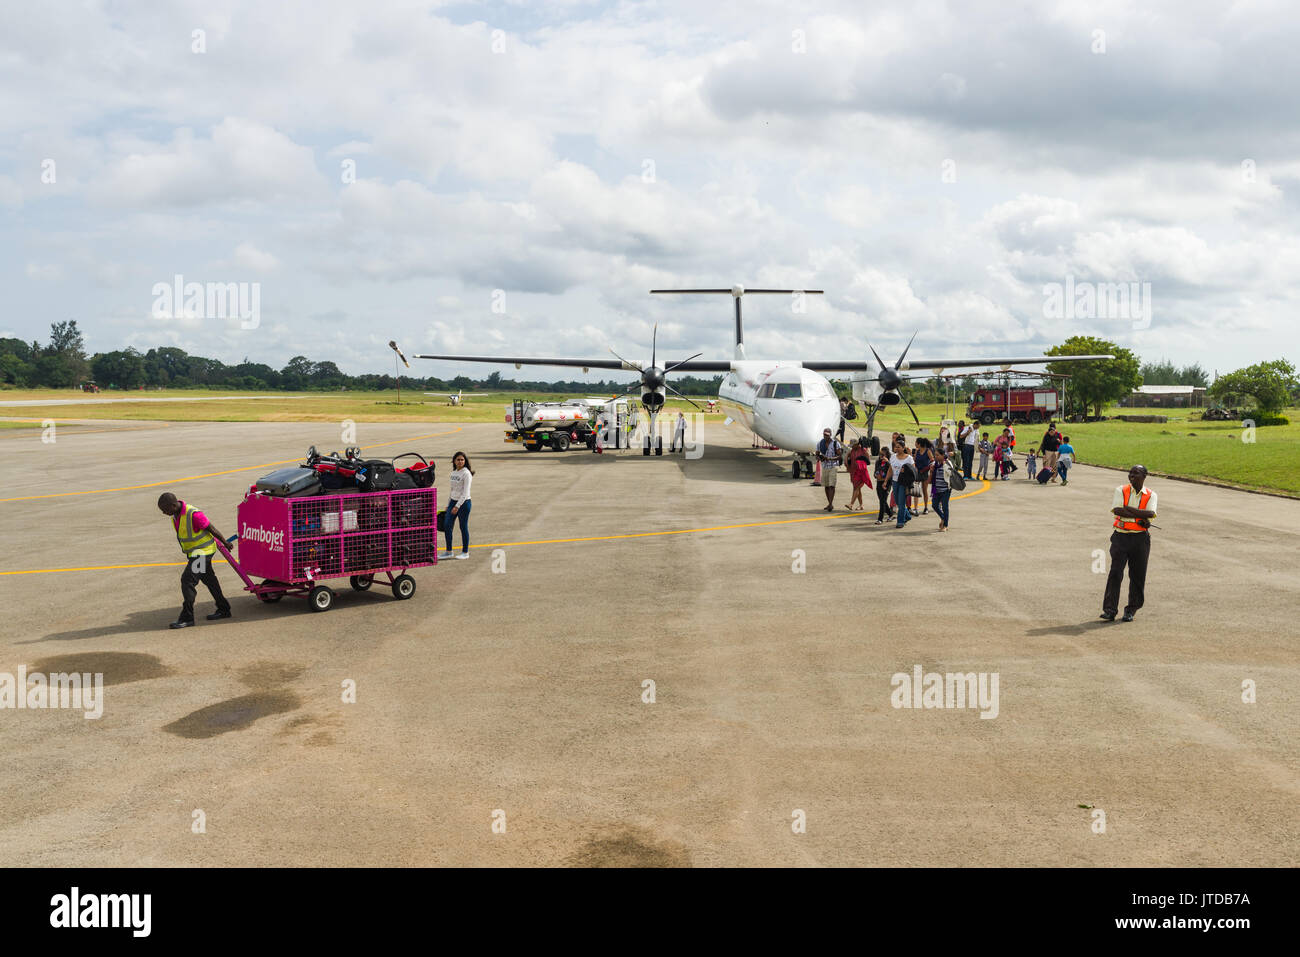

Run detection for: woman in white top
[[442, 451, 474, 559], [889, 440, 916, 529]]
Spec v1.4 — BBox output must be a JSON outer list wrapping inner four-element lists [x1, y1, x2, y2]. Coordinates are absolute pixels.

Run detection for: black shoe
[[1099, 611, 1116, 621], [206, 610, 233, 621], [169, 619, 194, 629], [1121, 612, 1135, 622]]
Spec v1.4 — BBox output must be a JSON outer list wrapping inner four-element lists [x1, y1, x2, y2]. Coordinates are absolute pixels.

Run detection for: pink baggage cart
[[212, 486, 438, 612]]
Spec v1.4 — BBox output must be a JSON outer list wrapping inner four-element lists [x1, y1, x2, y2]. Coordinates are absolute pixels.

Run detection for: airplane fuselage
[[716, 361, 842, 454]]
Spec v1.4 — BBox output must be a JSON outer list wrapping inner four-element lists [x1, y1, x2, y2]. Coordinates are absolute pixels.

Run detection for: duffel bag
[[393, 453, 435, 488]]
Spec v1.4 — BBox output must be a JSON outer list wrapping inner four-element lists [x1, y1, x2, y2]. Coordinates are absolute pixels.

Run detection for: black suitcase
[[257, 466, 322, 496]]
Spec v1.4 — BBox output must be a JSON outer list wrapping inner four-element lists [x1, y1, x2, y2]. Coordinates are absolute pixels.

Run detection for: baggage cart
[[213, 486, 438, 612]]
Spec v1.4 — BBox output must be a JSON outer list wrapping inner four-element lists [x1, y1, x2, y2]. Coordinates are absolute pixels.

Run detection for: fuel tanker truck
[[504, 399, 598, 451]]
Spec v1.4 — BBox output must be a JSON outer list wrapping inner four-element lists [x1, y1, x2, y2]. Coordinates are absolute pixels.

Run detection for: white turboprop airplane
[[415, 286, 1113, 477], [425, 389, 465, 406]]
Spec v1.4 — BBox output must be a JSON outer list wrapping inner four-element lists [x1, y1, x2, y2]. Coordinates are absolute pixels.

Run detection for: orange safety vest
[[1113, 486, 1152, 531]]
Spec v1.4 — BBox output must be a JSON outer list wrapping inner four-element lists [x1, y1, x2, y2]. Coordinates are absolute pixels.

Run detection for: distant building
[[1119, 384, 1207, 408]]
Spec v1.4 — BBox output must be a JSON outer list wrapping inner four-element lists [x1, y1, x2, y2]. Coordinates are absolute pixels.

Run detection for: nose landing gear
[[792, 455, 814, 480]]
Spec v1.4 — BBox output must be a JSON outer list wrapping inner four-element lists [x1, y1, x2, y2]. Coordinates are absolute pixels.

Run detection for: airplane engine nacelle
[[850, 374, 884, 406], [641, 388, 666, 412]]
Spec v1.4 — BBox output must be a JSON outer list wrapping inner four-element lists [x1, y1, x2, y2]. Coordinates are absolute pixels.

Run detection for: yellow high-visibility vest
[[176, 503, 217, 556]]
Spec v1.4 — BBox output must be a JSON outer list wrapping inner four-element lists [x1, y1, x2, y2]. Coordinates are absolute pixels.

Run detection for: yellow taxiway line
[[0, 478, 991, 576]]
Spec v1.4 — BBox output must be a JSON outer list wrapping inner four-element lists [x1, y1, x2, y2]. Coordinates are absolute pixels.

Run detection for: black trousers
[[180, 558, 230, 621], [876, 481, 892, 521], [961, 444, 974, 478], [1103, 531, 1150, 615]]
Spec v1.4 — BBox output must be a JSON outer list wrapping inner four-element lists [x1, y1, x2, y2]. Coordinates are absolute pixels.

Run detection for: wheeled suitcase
[[256, 466, 324, 497], [1036, 467, 1054, 484]]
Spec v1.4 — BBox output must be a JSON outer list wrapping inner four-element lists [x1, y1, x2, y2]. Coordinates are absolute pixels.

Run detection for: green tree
[[91, 348, 146, 389], [1045, 336, 1142, 418], [1139, 357, 1178, 384], [1208, 359, 1296, 416]]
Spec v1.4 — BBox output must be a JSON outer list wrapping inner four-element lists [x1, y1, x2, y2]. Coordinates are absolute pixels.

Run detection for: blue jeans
[[445, 499, 471, 553], [894, 480, 911, 527], [932, 489, 951, 526]]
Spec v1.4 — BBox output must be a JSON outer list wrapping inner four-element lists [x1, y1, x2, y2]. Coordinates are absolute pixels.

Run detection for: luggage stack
[[252, 447, 436, 498]]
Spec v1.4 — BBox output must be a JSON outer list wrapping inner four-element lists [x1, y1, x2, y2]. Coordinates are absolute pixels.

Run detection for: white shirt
[[449, 467, 473, 503], [962, 426, 976, 446], [889, 453, 914, 481], [1111, 483, 1156, 530]]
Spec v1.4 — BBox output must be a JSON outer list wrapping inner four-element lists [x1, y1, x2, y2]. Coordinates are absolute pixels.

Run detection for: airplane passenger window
[[773, 383, 803, 399]]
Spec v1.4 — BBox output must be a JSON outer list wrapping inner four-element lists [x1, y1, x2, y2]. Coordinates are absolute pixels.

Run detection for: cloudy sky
[[3, 0, 1297, 380]]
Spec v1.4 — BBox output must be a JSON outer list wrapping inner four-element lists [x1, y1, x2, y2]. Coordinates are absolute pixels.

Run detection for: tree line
[[2, 324, 1294, 414], [0, 322, 723, 395]]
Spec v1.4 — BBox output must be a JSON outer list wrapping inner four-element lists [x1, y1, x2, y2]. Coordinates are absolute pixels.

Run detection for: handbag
[[946, 461, 966, 491]]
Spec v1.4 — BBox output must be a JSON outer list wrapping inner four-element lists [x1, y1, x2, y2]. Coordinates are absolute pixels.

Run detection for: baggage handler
[[1100, 465, 1157, 622], [157, 492, 232, 629]]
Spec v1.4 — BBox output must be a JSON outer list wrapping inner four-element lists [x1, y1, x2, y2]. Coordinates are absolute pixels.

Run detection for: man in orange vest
[[1101, 465, 1158, 622], [158, 491, 233, 629]]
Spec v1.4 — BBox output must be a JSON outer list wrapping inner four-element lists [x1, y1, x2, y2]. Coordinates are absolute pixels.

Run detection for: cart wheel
[[349, 575, 373, 591], [258, 592, 283, 603], [392, 574, 416, 600], [309, 586, 334, 612]]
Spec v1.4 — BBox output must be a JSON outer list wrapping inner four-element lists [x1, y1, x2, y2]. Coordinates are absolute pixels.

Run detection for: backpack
[[845, 401, 858, 421], [946, 461, 966, 491]]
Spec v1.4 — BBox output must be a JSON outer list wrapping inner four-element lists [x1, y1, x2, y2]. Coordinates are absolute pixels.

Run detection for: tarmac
[[1, 419, 1297, 866]]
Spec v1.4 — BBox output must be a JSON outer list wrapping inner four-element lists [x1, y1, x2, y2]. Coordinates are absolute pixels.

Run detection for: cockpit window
[[758, 383, 776, 398], [772, 383, 802, 399]]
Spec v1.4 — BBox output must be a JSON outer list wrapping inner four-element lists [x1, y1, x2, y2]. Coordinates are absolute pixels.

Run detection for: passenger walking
[[959, 420, 977, 479], [837, 397, 848, 441], [874, 450, 894, 524], [441, 451, 474, 559], [914, 439, 933, 515], [1101, 465, 1158, 622], [1057, 435, 1075, 485], [846, 438, 871, 510], [890, 440, 916, 529], [1040, 422, 1061, 481], [931, 447, 952, 531], [816, 428, 844, 511], [977, 433, 992, 480]]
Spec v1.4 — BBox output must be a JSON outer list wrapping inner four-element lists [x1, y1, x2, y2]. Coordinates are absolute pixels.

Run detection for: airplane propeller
[[868, 332, 920, 427], [609, 324, 704, 411]]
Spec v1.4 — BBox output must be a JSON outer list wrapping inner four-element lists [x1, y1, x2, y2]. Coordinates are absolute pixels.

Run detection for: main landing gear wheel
[[655, 436, 663, 456], [392, 574, 416, 600], [309, 585, 334, 612], [869, 436, 881, 456], [643, 434, 651, 456], [792, 460, 801, 480], [349, 574, 373, 591]]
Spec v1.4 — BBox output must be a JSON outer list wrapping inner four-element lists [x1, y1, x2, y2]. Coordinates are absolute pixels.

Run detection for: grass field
[[3, 388, 1296, 495]]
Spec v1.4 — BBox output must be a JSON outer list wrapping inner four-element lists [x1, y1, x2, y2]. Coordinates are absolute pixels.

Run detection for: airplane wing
[[413, 354, 733, 372], [801, 354, 1114, 372]]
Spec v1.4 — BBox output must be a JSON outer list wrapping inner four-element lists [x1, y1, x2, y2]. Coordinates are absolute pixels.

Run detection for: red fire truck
[[968, 386, 1059, 425]]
